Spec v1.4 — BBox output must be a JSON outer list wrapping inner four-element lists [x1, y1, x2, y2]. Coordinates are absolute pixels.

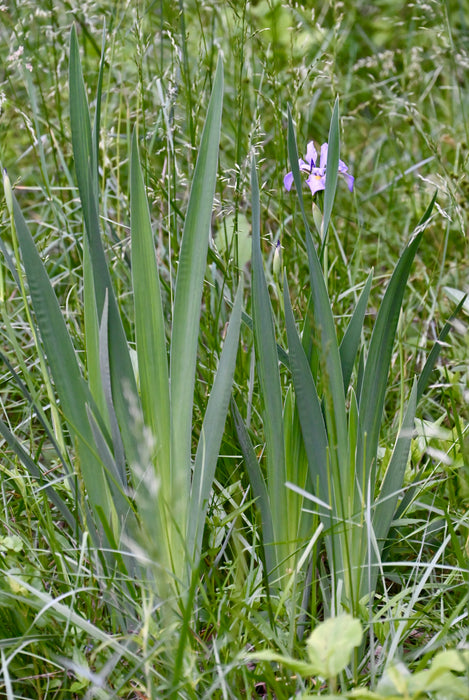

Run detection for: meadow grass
[[0, 1, 468, 698]]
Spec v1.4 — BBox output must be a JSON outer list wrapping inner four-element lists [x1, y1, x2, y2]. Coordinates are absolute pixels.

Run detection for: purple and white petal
[[319, 143, 328, 169], [306, 173, 326, 195], [344, 173, 354, 192], [284, 139, 353, 197], [338, 159, 349, 173], [298, 158, 310, 174], [284, 171, 294, 191], [305, 142, 318, 167]]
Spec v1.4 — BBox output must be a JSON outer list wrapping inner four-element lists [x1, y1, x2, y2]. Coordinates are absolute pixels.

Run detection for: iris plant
[[284, 141, 354, 196]]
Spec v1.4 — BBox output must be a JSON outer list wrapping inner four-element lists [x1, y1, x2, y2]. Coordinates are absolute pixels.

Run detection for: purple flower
[[284, 142, 354, 196]]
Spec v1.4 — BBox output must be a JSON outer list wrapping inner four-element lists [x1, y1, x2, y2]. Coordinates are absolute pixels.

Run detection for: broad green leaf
[[83, 236, 107, 422], [97, 291, 126, 485], [284, 276, 345, 578], [357, 193, 436, 487], [241, 308, 290, 368], [347, 388, 359, 508], [69, 25, 140, 467], [283, 276, 329, 508], [69, 26, 93, 232], [92, 24, 106, 195], [282, 387, 311, 545], [169, 55, 223, 569], [431, 649, 469, 673], [130, 129, 170, 483], [306, 615, 363, 678]]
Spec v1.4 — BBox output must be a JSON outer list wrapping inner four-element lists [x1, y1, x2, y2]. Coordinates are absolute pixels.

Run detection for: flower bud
[[3, 169, 13, 219], [312, 202, 323, 237], [273, 239, 282, 278]]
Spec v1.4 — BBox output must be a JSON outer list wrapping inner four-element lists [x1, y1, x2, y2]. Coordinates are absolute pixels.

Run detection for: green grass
[[0, 1, 468, 698]]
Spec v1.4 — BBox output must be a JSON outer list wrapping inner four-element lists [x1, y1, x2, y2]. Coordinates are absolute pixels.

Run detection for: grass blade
[[417, 294, 467, 401], [98, 291, 126, 485], [373, 379, 418, 547], [0, 417, 74, 529]]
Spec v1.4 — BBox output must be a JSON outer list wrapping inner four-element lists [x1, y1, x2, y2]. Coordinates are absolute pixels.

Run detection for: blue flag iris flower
[[284, 141, 354, 196]]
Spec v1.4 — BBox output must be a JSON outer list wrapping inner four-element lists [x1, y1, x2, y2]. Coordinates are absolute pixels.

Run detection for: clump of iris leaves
[[0, 3, 468, 699]]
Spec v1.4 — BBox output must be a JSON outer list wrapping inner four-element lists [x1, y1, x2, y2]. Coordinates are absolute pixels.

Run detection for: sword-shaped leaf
[[250, 155, 287, 575], [357, 193, 437, 487], [188, 282, 243, 567], [169, 55, 224, 573]]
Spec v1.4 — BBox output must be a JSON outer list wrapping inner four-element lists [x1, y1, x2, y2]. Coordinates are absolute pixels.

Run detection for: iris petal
[[306, 173, 326, 195], [305, 142, 318, 167], [338, 159, 348, 173], [284, 171, 294, 191], [344, 173, 354, 191], [319, 143, 328, 169]]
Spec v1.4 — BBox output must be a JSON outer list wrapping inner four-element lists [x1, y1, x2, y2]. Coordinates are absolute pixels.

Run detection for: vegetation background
[[0, 0, 467, 698]]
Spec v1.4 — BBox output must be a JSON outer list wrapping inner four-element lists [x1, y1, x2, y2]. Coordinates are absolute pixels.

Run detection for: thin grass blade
[[417, 294, 467, 401], [372, 379, 418, 546], [0, 417, 74, 529]]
